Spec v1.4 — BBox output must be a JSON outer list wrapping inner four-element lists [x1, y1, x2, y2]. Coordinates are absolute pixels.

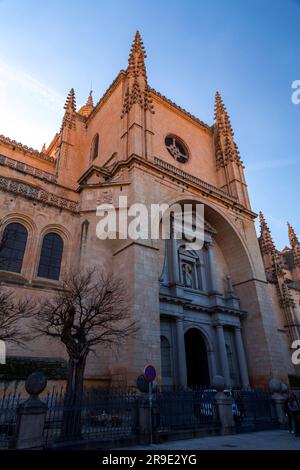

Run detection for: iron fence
[[232, 389, 278, 432], [0, 391, 22, 449], [43, 388, 138, 448], [154, 389, 218, 432], [0, 386, 284, 449]]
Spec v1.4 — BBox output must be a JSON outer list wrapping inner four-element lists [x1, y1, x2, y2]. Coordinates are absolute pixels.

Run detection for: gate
[[232, 389, 278, 433]]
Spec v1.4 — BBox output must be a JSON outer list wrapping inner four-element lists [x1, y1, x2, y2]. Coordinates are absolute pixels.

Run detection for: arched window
[[90, 133, 99, 161], [38, 233, 63, 280], [0, 223, 28, 273], [161, 336, 172, 377]]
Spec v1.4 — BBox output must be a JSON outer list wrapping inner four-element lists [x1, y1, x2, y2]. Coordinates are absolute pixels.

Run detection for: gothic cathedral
[[0, 32, 299, 390]]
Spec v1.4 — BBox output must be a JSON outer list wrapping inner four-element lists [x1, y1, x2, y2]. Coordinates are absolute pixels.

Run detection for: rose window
[[165, 136, 189, 163]]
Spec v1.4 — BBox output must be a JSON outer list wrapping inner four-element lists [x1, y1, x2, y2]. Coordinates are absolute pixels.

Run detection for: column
[[167, 237, 180, 285], [234, 327, 250, 388], [207, 242, 218, 293], [207, 350, 217, 380], [176, 318, 187, 388], [216, 324, 230, 387]]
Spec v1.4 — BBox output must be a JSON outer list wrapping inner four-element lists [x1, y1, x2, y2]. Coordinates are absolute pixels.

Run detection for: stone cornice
[[0, 134, 55, 163], [81, 154, 256, 219], [0, 153, 57, 184], [114, 155, 256, 218], [0, 175, 79, 213], [159, 293, 246, 317], [77, 164, 111, 185], [154, 157, 237, 203]]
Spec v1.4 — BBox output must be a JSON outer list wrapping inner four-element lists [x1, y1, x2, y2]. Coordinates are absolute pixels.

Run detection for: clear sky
[[0, 0, 299, 249]]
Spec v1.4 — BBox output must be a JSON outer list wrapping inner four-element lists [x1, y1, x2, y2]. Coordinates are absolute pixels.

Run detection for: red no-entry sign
[[144, 364, 156, 383]]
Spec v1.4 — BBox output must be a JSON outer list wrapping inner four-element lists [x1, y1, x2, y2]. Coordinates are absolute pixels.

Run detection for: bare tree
[[34, 268, 137, 438], [0, 287, 35, 344]]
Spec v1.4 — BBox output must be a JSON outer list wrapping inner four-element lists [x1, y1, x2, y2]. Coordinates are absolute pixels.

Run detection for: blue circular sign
[[144, 364, 156, 383]]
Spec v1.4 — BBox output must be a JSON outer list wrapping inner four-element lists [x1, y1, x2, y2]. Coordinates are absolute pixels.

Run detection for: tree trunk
[[61, 354, 87, 440]]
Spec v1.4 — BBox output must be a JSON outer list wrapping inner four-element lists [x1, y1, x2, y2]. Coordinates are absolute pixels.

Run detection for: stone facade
[[0, 32, 299, 390]]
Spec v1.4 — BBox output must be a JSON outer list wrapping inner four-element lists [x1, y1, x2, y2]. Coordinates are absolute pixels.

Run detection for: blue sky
[[0, 0, 299, 248]]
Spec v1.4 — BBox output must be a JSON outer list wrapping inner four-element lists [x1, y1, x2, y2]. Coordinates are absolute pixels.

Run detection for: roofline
[[85, 70, 127, 125], [84, 69, 212, 132], [149, 87, 212, 132], [0, 134, 55, 164]]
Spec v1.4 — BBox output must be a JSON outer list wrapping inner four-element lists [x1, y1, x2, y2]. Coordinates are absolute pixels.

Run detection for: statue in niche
[[182, 263, 194, 288]]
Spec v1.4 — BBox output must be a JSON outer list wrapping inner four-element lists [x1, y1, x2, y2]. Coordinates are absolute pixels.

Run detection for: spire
[[61, 88, 77, 130], [121, 31, 154, 117], [214, 91, 243, 168], [287, 222, 299, 249], [78, 90, 94, 118], [258, 212, 276, 255], [128, 31, 147, 79]]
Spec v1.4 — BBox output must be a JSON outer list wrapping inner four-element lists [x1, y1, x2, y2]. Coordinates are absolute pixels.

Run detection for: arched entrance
[[184, 329, 210, 388]]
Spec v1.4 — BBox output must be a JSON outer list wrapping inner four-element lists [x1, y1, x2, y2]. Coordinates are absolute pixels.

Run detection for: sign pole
[[143, 364, 156, 446], [149, 381, 153, 445]]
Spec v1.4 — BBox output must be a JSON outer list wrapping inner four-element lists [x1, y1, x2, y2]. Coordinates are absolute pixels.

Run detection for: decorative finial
[[258, 212, 276, 254], [86, 89, 94, 108], [287, 222, 299, 249], [61, 88, 77, 130], [64, 88, 76, 112], [78, 89, 94, 118], [214, 91, 243, 168], [121, 31, 154, 117]]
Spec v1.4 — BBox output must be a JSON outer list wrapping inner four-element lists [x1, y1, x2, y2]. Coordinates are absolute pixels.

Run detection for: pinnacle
[[287, 222, 299, 248], [259, 211, 266, 226], [127, 31, 147, 79], [64, 88, 76, 112], [130, 31, 146, 58], [86, 90, 94, 108], [259, 212, 276, 253]]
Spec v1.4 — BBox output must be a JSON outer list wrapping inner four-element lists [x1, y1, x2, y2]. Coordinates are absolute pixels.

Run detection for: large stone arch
[[157, 195, 288, 387], [156, 195, 260, 285]]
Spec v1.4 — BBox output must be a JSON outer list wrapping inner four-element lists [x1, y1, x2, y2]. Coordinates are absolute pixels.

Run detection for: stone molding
[[0, 153, 57, 183], [0, 175, 78, 212], [0, 134, 55, 163]]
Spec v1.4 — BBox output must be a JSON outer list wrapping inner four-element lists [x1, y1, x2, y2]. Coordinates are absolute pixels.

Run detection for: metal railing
[[43, 388, 138, 448], [232, 389, 278, 432], [154, 389, 218, 432], [0, 391, 22, 449]]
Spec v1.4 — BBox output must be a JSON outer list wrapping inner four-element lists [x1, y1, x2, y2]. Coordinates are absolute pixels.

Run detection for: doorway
[[184, 328, 210, 387]]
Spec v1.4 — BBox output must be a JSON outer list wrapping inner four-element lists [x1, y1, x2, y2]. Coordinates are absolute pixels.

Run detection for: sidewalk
[[120, 430, 300, 450]]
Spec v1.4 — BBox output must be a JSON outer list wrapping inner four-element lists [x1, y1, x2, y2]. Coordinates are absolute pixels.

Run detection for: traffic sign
[[144, 364, 156, 383]]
